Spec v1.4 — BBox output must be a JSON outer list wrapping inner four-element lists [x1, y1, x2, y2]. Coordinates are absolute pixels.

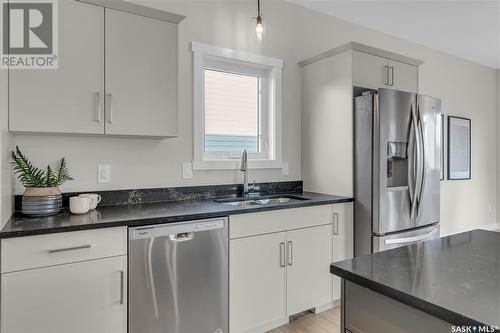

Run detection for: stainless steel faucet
[[240, 149, 255, 197]]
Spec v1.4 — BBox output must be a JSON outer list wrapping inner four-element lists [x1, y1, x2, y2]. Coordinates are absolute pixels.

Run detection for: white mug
[[79, 193, 101, 210], [70, 197, 91, 215]]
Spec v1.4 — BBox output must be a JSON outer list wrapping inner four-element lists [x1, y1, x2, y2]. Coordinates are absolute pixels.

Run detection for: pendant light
[[255, 0, 263, 41]]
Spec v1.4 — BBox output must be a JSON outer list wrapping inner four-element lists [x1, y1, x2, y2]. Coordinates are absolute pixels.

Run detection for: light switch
[[281, 162, 289, 176], [98, 165, 112, 184], [182, 162, 193, 179]]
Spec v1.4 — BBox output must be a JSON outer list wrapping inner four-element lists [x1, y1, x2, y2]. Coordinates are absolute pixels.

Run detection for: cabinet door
[[352, 50, 390, 89], [230, 232, 287, 333], [333, 203, 354, 301], [1, 256, 127, 333], [389, 60, 418, 93], [9, 0, 104, 134], [286, 224, 333, 315], [105, 9, 178, 137]]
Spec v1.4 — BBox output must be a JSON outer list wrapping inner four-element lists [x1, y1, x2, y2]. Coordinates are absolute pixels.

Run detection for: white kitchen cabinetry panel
[[1, 226, 127, 273], [286, 224, 333, 315], [105, 9, 178, 137], [333, 202, 353, 302], [389, 59, 418, 93], [230, 232, 287, 333], [1, 256, 127, 333], [352, 50, 389, 90], [229, 205, 332, 239], [9, 0, 104, 134], [352, 50, 418, 93]]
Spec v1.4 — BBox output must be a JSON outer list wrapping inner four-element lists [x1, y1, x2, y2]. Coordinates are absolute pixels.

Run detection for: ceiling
[[289, 0, 500, 68]]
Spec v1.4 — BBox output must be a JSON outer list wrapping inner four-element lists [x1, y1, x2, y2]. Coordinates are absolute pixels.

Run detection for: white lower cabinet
[[1, 256, 127, 333], [229, 232, 287, 333], [0, 227, 127, 333], [286, 224, 333, 315], [229, 204, 350, 333], [332, 203, 354, 302]]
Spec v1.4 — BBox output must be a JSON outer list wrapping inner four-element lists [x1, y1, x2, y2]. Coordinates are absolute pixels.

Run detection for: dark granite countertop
[[1, 192, 352, 238], [331, 229, 500, 328]]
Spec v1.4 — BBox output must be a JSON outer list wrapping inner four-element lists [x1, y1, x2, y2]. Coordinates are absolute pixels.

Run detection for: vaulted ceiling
[[289, 0, 500, 68]]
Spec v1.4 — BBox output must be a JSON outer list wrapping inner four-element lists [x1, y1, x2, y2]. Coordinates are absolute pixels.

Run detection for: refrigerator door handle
[[416, 105, 426, 218], [408, 104, 420, 220], [384, 226, 438, 245]]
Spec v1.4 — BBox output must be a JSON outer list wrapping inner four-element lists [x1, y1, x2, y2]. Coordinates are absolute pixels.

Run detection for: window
[[204, 70, 260, 154], [192, 42, 283, 170]]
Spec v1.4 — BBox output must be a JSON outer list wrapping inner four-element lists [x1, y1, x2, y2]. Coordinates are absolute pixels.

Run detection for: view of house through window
[[204, 69, 260, 154]]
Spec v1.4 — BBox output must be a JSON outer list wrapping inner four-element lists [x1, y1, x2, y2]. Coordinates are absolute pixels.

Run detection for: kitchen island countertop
[[331, 229, 500, 328]]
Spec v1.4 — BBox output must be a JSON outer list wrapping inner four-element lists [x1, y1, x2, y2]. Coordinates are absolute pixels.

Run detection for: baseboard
[[238, 317, 289, 333], [315, 299, 340, 313]]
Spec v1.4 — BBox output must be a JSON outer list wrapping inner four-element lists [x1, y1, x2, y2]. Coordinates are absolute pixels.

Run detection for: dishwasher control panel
[[129, 218, 227, 240]]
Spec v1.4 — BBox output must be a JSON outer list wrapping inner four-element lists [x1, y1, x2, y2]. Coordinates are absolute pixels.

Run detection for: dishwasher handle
[[169, 232, 194, 242]]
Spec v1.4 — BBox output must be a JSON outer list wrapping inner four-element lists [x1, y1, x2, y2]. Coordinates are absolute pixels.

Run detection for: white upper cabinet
[[8, 2, 182, 137], [388, 59, 418, 93], [9, 0, 105, 134], [352, 50, 418, 93], [352, 50, 390, 90], [104, 9, 178, 137]]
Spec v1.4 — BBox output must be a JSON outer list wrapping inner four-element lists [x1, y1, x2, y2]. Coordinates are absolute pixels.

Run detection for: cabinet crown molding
[[298, 41, 423, 68], [77, 0, 185, 24]]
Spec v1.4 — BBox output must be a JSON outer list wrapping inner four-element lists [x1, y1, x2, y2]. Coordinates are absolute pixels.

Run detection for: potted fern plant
[[11, 146, 73, 217]]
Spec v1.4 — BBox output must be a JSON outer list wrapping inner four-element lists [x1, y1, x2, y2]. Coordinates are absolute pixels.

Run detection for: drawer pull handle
[[48, 244, 91, 253]]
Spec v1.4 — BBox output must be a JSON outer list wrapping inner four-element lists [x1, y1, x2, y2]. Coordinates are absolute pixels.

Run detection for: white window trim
[[191, 41, 284, 170]]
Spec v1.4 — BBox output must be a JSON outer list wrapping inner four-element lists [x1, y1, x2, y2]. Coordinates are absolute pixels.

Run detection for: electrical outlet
[[98, 165, 112, 184], [182, 162, 193, 179]]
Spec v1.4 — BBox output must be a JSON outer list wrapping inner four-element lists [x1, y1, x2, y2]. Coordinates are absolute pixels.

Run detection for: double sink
[[214, 195, 310, 207]]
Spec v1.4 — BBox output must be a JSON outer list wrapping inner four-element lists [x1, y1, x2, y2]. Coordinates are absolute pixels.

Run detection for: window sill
[[192, 159, 284, 171]]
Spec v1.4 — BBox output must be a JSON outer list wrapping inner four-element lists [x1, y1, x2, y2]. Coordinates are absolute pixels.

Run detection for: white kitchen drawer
[[229, 205, 332, 239], [1, 227, 127, 273]]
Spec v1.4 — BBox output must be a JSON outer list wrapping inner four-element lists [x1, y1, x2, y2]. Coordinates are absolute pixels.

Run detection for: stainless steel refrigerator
[[354, 88, 441, 256]]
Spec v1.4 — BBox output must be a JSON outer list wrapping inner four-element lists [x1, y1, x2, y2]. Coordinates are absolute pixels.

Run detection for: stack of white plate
[[22, 195, 62, 217]]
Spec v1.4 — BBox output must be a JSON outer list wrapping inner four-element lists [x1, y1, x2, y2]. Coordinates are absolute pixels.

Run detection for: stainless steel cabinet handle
[[95, 92, 102, 123], [106, 93, 113, 123], [389, 66, 394, 86], [333, 212, 339, 235], [384, 65, 390, 85], [287, 241, 293, 266], [279, 242, 286, 267], [119, 270, 124, 304], [48, 244, 91, 253]]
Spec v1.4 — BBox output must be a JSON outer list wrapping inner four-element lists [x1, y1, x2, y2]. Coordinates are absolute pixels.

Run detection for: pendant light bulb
[[255, 0, 263, 41], [256, 15, 263, 41]]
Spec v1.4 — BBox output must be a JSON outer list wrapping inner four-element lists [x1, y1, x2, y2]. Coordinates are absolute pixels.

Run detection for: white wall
[[6, 0, 498, 235], [0, 68, 13, 225]]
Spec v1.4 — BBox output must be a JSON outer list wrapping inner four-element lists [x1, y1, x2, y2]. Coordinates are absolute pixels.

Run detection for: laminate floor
[[267, 307, 341, 333]]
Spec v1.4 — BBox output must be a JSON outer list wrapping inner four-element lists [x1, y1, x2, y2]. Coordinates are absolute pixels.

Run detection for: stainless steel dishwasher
[[129, 218, 228, 333]]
